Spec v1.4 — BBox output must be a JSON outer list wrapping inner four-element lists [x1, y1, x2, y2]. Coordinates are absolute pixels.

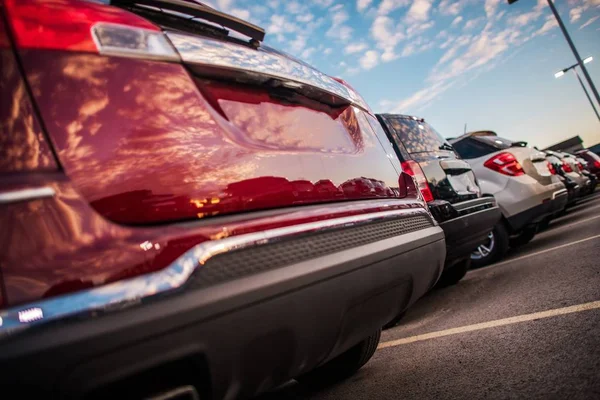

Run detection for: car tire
[[471, 222, 509, 268], [382, 311, 407, 330], [537, 217, 551, 232], [437, 258, 471, 287], [509, 226, 537, 247], [296, 330, 381, 386]]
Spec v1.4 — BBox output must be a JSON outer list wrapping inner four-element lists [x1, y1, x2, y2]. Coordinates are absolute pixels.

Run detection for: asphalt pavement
[[258, 190, 600, 400]]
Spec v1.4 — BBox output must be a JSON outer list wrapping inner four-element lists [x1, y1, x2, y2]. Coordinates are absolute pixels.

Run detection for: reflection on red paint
[[20, 51, 403, 225], [0, 20, 57, 173], [0, 177, 425, 307]]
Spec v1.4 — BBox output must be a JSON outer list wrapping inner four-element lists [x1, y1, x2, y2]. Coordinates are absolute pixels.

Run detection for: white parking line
[[479, 234, 600, 270], [378, 300, 600, 349]]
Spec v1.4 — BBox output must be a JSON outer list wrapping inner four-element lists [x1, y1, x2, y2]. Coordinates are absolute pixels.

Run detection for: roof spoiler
[[111, 0, 266, 42]]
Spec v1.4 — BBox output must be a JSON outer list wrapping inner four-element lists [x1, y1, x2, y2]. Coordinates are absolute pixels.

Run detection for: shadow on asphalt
[[257, 192, 600, 399]]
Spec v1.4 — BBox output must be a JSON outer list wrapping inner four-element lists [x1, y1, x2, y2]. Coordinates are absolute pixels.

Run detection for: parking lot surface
[[259, 191, 600, 400]]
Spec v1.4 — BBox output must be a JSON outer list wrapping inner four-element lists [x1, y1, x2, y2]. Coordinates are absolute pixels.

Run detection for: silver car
[[450, 131, 568, 267]]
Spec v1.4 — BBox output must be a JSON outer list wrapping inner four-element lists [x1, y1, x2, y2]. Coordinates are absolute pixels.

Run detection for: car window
[[385, 117, 449, 154], [452, 138, 496, 159], [581, 151, 600, 161]]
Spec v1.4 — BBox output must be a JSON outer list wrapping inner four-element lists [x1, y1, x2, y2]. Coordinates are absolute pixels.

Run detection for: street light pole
[[507, 0, 600, 108], [545, 0, 600, 108], [571, 67, 600, 122]]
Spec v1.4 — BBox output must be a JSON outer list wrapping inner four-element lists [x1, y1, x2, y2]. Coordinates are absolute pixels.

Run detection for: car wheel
[[296, 330, 381, 386], [509, 225, 537, 247], [382, 311, 407, 330], [537, 217, 551, 232], [470, 223, 509, 268], [437, 258, 471, 287]]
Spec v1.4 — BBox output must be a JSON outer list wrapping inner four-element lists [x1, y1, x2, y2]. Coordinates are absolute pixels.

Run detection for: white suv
[[450, 131, 568, 267]]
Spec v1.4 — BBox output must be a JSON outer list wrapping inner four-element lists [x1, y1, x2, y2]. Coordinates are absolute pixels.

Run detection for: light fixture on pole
[[508, 0, 600, 111], [555, 57, 600, 122]]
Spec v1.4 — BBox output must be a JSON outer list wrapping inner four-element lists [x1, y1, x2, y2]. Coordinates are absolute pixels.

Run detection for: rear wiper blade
[[439, 143, 454, 151], [112, 0, 265, 42], [511, 141, 527, 147]]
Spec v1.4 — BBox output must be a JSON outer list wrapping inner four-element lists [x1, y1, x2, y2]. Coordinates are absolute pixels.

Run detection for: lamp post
[[508, 0, 600, 110], [555, 57, 600, 122]]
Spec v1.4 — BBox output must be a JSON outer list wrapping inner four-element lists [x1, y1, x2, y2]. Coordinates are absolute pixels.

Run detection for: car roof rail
[[111, 0, 266, 42]]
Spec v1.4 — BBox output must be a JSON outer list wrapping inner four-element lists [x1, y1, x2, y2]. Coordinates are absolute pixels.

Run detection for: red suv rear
[[0, 1, 446, 398]]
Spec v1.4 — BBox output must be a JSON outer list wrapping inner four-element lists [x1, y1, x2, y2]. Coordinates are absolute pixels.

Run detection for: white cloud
[[360, 50, 380, 69], [324, 47, 333, 55], [370, 15, 406, 62], [230, 8, 250, 21], [297, 13, 314, 23], [381, 49, 398, 61], [511, 9, 543, 27], [301, 47, 316, 59], [312, 0, 335, 7], [569, 0, 600, 23], [286, 1, 303, 14], [289, 35, 307, 53], [451, 16, 464, 27], [406, 20, 434, 37], [357, 0, 373, 12], [484, 0, 501, 20], [345, 42, 369, 54], [326, 5, 354, 42], [570, 6, 585, 22], [406, 0, 432, 22], [439, 0, 466, 16], [377, 0, 410, 15], [464, 17, 484, 30], [380, 80, 456, 113], [400, 36, 434, 57], [580, 15, 600, 29], [534, 15, 558, 36]]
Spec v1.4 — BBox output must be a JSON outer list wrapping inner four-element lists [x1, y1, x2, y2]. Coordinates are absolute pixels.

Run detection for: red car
[[0, 1, 446, 398]]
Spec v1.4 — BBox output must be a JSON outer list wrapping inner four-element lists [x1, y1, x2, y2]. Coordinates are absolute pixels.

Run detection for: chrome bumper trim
[[552, 188, 568, 199], [0, 207, 432, 339], [166, 32, 370, 110], [0, 187, 56, 204]]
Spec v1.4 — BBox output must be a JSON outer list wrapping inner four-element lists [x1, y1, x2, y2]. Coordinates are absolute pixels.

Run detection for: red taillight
[[562, 160, 573, 173], [594, 160, 600, 169], [547, 161, 556, 175], [577, 162, 584, 171], [484, 152, 525, 176], [401, 160, 434, 202], [4, 0, 179, 61]]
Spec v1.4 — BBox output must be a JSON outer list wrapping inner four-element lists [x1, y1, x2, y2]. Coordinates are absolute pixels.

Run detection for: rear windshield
[[385, 117, 449, 154], [581, 151, 600, 161]]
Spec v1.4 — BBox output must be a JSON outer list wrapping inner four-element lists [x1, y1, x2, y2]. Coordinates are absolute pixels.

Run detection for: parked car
[[376, 115, 501, 285], [0, 1, 447, 398], [576, 149, 600, 180], [545, 152, 580, 208], [575, 156, 597, 195], [576, 149, 600, 177], [449, 131, 568, 267], [546, 150, 592, 198]]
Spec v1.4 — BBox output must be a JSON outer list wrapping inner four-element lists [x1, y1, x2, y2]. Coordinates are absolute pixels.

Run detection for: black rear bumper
[[0, 213, 445, 399], [431, 198, 501, 266], [506, 190, 568, 232]]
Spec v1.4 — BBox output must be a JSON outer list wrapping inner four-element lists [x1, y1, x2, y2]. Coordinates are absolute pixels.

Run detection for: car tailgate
[[377, 114, 480, 204], [9, 1, 405, 225]]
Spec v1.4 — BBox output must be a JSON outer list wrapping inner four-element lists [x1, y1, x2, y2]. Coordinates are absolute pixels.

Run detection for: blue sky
[[206, 0, 600, 149]]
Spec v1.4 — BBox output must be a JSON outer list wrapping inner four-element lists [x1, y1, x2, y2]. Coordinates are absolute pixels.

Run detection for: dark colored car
[[0, 1, 448, 398], [376, 115, 501, 284], [576, 149, 600, 181], [545, 152, 579, 207]]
